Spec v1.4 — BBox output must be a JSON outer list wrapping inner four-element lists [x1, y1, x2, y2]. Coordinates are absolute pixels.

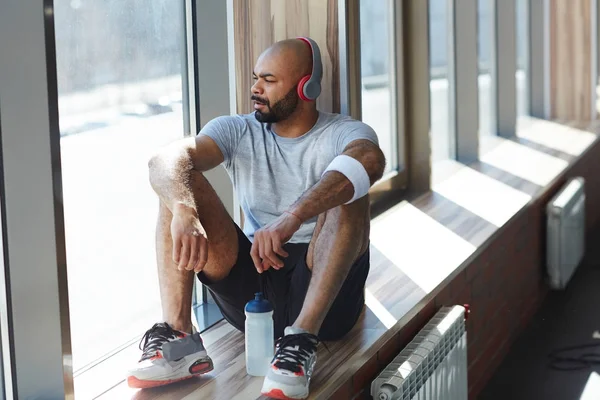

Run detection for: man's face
[[251, 55, 301, 123]]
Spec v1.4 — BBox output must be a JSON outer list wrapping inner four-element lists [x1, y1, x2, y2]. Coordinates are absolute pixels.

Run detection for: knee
[[325, 196, 370, 247], [324, 195, 370, 224], [199, 268, 231, 284]]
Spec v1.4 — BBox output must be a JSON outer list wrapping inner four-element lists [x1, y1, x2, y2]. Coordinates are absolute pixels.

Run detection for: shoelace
[[272, 333, 319, 373], [138, 322, 182, 362]]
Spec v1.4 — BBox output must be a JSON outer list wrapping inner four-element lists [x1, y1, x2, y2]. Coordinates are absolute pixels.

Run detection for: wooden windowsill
[[99, 117, 600, 399]]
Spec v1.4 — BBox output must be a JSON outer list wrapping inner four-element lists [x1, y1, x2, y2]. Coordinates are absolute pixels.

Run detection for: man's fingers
[[263, 236, 283, 269], [173, 236, 181, 264], [258, 237, 277, 269], [258, 237, 265, 261], [265, 241, 283, 269], [272, 237, 289, 259], [262, 260, 271, 272], [250, 242, 263, 273], [194, 237, 208, 273], [186, 237, 199, 271], [178, 237, 190, 270], [267, 236, 285, 268], [252, 232, 285, 272]]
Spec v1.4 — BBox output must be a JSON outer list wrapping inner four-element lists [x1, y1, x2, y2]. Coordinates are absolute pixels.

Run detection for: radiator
[[371, 305, 468, 400], [546, 177, 586, 290]]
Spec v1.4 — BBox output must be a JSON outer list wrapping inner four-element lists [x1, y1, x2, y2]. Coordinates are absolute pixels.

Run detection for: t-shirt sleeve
[[197, 115, 247, 168], [334, 119, 380, 155]]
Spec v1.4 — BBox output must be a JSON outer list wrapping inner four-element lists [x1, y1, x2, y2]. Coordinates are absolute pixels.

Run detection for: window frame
[[184, 0, 236, 331], [449, 0, 480, 163], [516, 0, 531, 117], [491, 0, 518, 138], [0, 1, 73, 397], [340, 0, 409, 210]]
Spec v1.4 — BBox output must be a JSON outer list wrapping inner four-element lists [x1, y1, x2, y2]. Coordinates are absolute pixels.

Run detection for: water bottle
[[245, 292, 274, 376]]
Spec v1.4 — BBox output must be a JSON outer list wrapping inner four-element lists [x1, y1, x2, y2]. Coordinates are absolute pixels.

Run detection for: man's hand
[[170, 203, 208, 273], [251, 211, 303, 273]]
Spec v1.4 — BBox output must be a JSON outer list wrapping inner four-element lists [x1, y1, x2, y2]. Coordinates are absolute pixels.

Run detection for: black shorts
[[197, 225, 370, 341]]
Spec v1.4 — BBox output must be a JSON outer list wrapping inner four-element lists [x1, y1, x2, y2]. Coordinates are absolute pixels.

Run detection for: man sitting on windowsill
[[127, 37, 385, 400]]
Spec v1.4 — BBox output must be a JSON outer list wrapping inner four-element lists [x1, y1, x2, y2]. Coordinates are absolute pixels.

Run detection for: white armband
[[322, 155, 371, 204]]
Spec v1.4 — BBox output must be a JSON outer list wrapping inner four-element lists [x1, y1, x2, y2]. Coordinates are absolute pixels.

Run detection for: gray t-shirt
[[199, 111, 379, 243]]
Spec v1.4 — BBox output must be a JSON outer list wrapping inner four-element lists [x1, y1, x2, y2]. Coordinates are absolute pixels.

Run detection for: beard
[[252, 86, 299, 123]]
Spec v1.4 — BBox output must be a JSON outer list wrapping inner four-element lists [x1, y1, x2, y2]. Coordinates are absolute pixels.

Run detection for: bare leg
[[156, 171, 238, 333], [292, 196, 370, 334]]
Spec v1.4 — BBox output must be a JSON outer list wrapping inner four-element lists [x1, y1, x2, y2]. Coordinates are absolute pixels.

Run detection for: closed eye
[[253, 72, 276, 83]]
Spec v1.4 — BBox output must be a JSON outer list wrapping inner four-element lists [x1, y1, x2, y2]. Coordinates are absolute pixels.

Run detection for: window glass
[[54, 0, 186, 374]]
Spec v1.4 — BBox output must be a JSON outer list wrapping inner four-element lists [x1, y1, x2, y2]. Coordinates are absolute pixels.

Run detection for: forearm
[[148, 148, 197, 213], [288, 173, 354, 222], [288, 142, 386, 222]]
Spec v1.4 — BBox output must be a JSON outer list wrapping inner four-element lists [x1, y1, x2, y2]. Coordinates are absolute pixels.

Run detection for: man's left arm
[[288, 139, 386, 222], [250, 139, 386, 272]]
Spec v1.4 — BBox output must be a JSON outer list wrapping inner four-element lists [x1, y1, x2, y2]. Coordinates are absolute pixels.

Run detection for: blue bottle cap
[[245, 292, 273, 313]]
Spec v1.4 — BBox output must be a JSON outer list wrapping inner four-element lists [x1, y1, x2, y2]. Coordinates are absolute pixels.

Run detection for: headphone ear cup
[[304, 81, 321, 100], [297, 75, 311, 101]]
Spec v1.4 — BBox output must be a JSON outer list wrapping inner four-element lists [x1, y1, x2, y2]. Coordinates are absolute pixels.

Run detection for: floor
[[480, 228, 600, 400]]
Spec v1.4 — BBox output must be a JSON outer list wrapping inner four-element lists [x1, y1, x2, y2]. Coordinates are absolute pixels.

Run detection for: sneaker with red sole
[[260, 327, 319, 400], [127, 322, 213, 389]]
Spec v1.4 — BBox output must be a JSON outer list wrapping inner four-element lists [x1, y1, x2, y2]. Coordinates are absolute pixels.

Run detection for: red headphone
[[296, 37, 323, 102]]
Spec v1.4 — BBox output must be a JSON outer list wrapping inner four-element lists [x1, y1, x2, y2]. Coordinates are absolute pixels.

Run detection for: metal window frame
[[448, 0, 479, 163], [543, 0, 552, 118], [185, 0, 236, 319], [339, 0, 409, 210], [516, 0, 531, 116], [528, 0, 547, 118], [492, 0, 517, 137], [598, 0, 600, 99], [592, 0, 598, 119], [403, 0, 431, 195], [339, 0, 361, 119], [0, 1, 74, 398], [0, 116, 8, 400]]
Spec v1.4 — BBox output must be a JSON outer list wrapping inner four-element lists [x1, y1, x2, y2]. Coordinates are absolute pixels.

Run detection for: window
[[478, 0, 494, 136], [429, 0, 452, 162], [54, 0, 189, 388], [516, 0, 528, 116], [359, 0, 397, 174], [357, 0, 407, 204]]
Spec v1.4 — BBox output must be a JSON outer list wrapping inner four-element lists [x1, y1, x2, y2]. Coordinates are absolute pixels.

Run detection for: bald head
[[256, 39, 313, 82]]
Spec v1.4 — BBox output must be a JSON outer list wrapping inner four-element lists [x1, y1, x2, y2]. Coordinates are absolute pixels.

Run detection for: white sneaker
[[127, 322, 213, 389], [260, 327, 319, 400]]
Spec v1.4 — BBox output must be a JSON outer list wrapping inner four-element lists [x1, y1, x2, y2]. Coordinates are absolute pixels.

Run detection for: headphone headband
[[296, 37, 322, 101]]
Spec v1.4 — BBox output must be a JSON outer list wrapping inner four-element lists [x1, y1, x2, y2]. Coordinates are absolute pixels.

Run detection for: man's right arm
[[148, 134, 224, 213]]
